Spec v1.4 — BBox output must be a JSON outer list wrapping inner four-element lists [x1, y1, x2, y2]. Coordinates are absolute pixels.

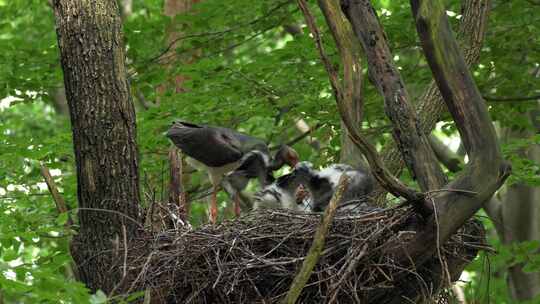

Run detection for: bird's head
[[253, 182, 298, 211], [272, 145, 300, 169], [253, 185, 284, 210], [291, 161, 317, 183], [165, 120, 201, 139], [293, 161, 314, 173]]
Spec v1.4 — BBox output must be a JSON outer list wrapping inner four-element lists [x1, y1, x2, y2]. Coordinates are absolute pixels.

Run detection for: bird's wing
[[226, 130, 269, 154], [167, 123, 243, 167]]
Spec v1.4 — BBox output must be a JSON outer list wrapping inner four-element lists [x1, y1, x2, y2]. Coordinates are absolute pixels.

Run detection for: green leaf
[[90, 290, 109, 304]]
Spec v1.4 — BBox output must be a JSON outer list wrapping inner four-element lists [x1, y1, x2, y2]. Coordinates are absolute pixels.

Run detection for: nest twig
[[118, 205, 485, 303]]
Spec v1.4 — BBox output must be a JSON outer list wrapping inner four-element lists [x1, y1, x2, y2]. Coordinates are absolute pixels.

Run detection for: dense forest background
[[0, 0, 539, 303]]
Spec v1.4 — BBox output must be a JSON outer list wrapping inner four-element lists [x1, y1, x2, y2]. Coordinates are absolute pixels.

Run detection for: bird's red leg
[[210, 187, 218, 224], [233, 194, 241, 218]]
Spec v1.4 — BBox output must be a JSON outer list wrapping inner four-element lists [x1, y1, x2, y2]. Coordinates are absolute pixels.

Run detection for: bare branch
[[317, 0, 365, 167], [386, 0, 511, 261], [297, 0, 424, 202], [484, 94, 540, 102], [281, 175, 349, 304], [40, 163, 73, 227], [341, 0, 446, 195], [296, 0, 341, 97], [287, 122, 323, 148], [376, 0, 492, 202], [428, 135, 463, 173], [169, 147, 189, 222]]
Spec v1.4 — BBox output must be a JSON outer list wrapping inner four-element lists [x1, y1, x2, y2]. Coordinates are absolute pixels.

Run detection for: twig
[[140, 1, 292, 66], [168, 147, 189, 223], [269, 123, 324, 150], [40, 163, 73, 226], [424, 188, 479, 196], [74, 207, 144, 230], [328, 243, 368, 304], [281, 174, 349, 304], [122, 224, 128, 279], [483, 94, 540, 102], [40, 163, 80, 281]]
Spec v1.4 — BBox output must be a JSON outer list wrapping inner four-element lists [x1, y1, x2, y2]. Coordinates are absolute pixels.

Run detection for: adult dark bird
[[292, 162, 373, 212], [166, 120, 299, 223]]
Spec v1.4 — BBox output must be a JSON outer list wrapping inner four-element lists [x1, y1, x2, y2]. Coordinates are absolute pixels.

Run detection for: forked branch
[[381, 0, 510, 265], [297, 0, 424, 203], [376, 0, 492, 200], [340, 0, 447, 194]]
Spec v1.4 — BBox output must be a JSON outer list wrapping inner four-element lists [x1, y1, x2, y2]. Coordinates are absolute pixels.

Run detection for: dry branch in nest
[[122, 206, 486, 303]]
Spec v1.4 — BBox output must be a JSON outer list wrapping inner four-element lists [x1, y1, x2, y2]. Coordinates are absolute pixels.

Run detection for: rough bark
[[52, 0, 142, 293], [341, 0, 447, 194], [375, 0, 491, 202]]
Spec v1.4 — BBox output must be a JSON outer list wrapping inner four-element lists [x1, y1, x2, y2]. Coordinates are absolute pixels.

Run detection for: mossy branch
[[281, 174, 349, 304]]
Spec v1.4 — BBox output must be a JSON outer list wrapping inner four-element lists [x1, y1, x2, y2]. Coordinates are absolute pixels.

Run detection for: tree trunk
[[504, 180, 540, 300], [52, 0, 142, 293], [487, 117, 540, 300]]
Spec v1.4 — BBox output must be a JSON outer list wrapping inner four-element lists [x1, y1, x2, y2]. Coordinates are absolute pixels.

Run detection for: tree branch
[[375, 0, 492, 202], [387, 0, 511, 261], [297, 0, 424, 203], [341, 0, 447, 197], [316, 0, 365, 167], [428, 135, 463, 173], [168, 147, 188, 223], [269, 122, 323, 150], [281, 175, 349, 304], [40, 163, 73, 227], [483, 94, 540, 102]]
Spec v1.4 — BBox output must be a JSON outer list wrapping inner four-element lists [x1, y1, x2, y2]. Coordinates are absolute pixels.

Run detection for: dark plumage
[[224, 151, 275, 192], [167, 121, 268, 167], [166, 120, 299, 223]]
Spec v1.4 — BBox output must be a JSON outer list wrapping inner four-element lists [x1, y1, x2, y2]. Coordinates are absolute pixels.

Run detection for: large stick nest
[[125, 206, 486, 303]]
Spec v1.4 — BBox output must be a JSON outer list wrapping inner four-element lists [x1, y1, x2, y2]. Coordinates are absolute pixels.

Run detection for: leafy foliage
[[0, 0, 539, 302]]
